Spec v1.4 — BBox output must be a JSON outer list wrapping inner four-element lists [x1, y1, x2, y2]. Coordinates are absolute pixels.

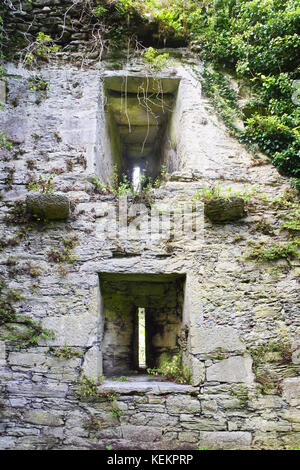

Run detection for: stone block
[[181, 416, 226, 431], [190, 326, 245, 355], [166, 395, 200, 414], [81, 346, 103, 381], [121, 425, 162, 442], [0, 81, 6, 104], [204, 197, 245, 223], [23, 410, 64, 426], [7, 381, 68, 398], [198, 431, 252, 449], [206, 356, 254, 384], [282, 378, 300, 406], [178, 431, 199, 443], [248, 396, 283, 410], [0, 341, 5, 366], [280, 409, 300, 423], [26, 193, 70, 220], [190, 357, 205, 386], [104, 76, 180, 94]]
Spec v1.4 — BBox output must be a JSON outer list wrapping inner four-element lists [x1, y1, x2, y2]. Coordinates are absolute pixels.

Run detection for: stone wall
[[0, 54, 299, 450]]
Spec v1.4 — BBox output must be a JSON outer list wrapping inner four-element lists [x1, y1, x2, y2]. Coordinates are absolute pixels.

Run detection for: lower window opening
[[99, 273, 186, 379]]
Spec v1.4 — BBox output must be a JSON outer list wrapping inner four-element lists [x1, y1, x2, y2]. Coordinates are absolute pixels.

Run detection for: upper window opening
[[104, 76, 180, 185]]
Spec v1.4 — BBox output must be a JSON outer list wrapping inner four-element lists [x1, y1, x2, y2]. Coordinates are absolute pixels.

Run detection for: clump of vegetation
[[255, 370, 282, 395], [28, 76, 49, 92], [250, 341, 292, 395], [92, 164, 166, 203], [109, 401, 123, 419], [198, 67, 241, 132], [0, 278, 54, 347], [24, 32, 61, 65], [245, 240, 300, 264], [194, 184, 255, 203], [47, 346, 83, 360], [252, 218, 275, 236], [77, 375, 124, 419], [251, 341, 293, 370], [0, 234, 22, 252], [4, 166, 15, 191], [280, 211, 300, 235], [48, 234, 79, 266], [142, 47, 172, 70], [0, 130, 12, 150], [77, 375, 104, 400], [4, 201, 28, 226], [147, 352, 190, 384], [27, 174, 54, 193]]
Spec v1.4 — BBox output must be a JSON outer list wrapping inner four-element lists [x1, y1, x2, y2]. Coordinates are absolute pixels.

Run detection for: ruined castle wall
[[0, 56, 299, 450]]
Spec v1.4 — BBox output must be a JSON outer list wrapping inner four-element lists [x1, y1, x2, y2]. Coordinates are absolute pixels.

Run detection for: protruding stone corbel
[[26, 193, 70, 220]]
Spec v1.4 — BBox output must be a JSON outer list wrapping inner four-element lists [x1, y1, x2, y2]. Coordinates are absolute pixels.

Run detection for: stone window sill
[[99, 376, 196, 395]]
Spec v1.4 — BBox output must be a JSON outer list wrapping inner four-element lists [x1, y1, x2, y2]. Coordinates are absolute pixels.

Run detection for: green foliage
[[48, 235, 79, 265], [0, 131, 12, 150], [251, 341, 293, 372], [245, 239, 300, 262], [28, 76, 49, 92], [250, 340, 292, 394], [198, 67, 240, 131], [142, 47, 172, 70], [47, 346, 83, 360], [147, 352, 190, 384], [194, 184, 255, 202], [77, 375, 104, 400], [27, 174, 54, 193], [109, 401, 123, 418], [77, 377, 122, 421], [93, 6, 108, 17], [280, 210, 300, 234], [0, 278, 54, 346], [24, 32, 60, 64], [186, 0, 300, 181]]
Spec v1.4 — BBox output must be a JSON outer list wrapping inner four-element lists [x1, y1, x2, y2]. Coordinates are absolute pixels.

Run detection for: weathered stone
[[121, 425, 162, 442], [292, 349, 300, 364], [181, 415, 227, 431], [282, 378, 300, 406], [0, 341, 5, 366], [107, 95, 174, 127], [0, 437, 16, 450], [198, 431, 252, 449], [242, 417, 291, 432], [81, 346, 103, 381], [0, 323, 34, 342], [178, 431, 199, 442], [279, 432, 300, 449], [166, 395, 200, 414], [0, 80, 6, 104], [26, 193, 70, 220], [104, 76, 180, 94], [190, 357, 205, 386], [24, 410, 64, 427], [204, 197, 245, 222], [7, 382, 68, 398], [280, 409, 300, 423], [248, 396, 283, 410], [206, 356, 254, 384], [190, 326, 245, 355]]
